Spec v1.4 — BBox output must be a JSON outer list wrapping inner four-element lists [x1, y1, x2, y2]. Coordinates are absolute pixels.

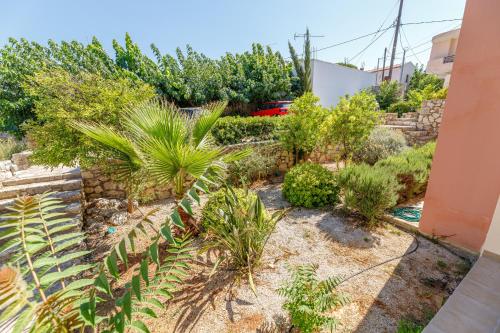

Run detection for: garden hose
[[392, 207, 422, 222]]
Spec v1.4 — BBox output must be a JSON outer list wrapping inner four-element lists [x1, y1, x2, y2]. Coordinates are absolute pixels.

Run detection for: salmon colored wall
[[419, 0, 500, 252]]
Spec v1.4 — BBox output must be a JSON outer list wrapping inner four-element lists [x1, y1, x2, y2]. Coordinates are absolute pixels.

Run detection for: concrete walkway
[[424, 253, 500, 333]]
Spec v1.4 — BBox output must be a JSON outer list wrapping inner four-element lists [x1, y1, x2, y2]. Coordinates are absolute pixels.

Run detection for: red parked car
[[250, 101, 292, 117]]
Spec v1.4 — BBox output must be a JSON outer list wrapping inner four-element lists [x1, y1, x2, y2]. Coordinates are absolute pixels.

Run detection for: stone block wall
[[82, 143, 338, 201], [81, 166, 172, 201], [416, 99, 445, 140]]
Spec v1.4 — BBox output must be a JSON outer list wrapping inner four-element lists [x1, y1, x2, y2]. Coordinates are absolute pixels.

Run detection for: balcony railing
[[443, 55, 455, 64]]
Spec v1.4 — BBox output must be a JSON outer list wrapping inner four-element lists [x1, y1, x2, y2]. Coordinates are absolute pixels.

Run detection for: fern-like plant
[[0, 193, 92, 332], [0, 191, 196, 333], [278, 264, 349, 333]]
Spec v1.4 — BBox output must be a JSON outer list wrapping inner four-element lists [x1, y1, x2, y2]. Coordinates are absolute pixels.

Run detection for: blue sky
[[1, 0, 466, 69]]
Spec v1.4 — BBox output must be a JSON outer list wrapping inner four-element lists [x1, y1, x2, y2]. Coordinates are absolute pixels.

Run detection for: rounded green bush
[[338, 164, 400, 225], [282, 162, 340, 208], [354, 127, 408, 165], [201, 188, 257, 230]]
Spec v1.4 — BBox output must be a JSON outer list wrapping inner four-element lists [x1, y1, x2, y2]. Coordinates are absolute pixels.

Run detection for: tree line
[[0, 33, 300, 134]]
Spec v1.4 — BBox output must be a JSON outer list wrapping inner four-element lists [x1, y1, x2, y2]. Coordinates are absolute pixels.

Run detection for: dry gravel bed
[[84, 184, 469, 333]]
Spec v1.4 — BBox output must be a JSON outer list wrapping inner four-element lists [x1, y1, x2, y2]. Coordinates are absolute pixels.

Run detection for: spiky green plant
[[278, 264, 349, 333], [0, 192, 196, 333], [288, 27, 312, 94], [73, 99, 249, 222], [200, 187, 284, 293]]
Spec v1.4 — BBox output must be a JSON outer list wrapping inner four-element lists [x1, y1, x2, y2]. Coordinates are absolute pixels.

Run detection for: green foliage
[[338, 164, 400, 225], [353, 127, 408, 165], [321, 91, 380, 163], [283, 162, 339, 208], [387, 101, 416, 117], [0, 37, 124, 136], [219, 43, 295, 105], [336, 59, 358, 69], [407, 85, 448, 109], [0, 35, 295, 135], [0, 138, 26, 160], [280, 93, 327, 164], [376, 80, 402, 110], [375, 142, 436, 201], [74, 99, 249, 200], [23, 68, 154, 168], [226, 145, 278, 186], [211, 116, 284, 145], [406, 67, 446, 109], [397, 319, 424, 333], [278, 264, 348, 333], [200, 187, 283, 293], [408, 66, 444, 92], [288, 28, 312, 94], [201, 188, 257, 231], [0, 193, 92, 332]]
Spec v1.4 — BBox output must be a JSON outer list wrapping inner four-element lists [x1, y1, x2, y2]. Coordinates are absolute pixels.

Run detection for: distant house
[[310, 59, 415, 107], [426, 28, 460, 87], [367, 62, 416, 88]]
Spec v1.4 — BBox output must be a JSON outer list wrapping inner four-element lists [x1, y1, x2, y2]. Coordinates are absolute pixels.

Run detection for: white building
[[367, 62, 416, 88], [310, 59, 415, 107], [426, 28, 460, 87]]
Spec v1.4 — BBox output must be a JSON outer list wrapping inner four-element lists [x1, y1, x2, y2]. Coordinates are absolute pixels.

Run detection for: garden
[[0, 35, 466, 333]]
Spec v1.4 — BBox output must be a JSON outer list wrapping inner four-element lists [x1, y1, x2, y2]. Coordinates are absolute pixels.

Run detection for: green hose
[[392, 207, 422, 222]]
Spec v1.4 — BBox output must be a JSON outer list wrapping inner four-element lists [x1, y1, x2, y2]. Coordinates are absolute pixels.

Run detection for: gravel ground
[[84, 184, 469, 333]]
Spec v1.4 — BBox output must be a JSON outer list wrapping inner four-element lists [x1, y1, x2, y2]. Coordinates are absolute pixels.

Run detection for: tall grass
[[0, 138, 26, 160]]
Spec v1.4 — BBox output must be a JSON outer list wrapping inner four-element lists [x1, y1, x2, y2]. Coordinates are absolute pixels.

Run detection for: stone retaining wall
[[416, 99, 445, 140], [82, 143, 337, 200], [81, 167, 172, 201]]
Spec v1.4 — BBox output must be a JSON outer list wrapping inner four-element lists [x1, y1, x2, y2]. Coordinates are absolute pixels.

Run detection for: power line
[[348, 26, 392, 63], [315, 25, 394, 53], [401, 25, 423, 64], [401, 18, 462, 26]]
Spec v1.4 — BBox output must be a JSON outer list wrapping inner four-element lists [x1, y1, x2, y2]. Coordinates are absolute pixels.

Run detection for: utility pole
[[381, 47, 388, 83], [388, 0, 404, 80], [375, 58, 380, 84], [399, 48, 407, 83]]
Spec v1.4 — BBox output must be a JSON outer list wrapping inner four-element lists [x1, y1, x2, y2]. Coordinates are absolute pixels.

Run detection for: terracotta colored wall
[[419, 0, 500, 252]]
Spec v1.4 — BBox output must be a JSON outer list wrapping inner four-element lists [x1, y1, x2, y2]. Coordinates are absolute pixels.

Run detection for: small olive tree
[[321, 91, 380, 165], [280, 92, 327, 164]]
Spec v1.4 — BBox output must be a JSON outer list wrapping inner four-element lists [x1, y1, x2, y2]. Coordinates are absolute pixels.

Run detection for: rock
[[109, 211, 128, 226]]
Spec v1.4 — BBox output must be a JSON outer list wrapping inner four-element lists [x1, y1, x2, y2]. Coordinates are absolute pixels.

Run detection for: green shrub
[[211, 116, 284, 145], [376, 80, 401, 110], [321, 91, 380, 163], [397, 319, 424, 333], [387, 101, 416, 116], [283, 162, 339, 208], [0, 138, 26, 160], [200, 187, 283, 292], [201, 188, 258, 231], [375, 142, 435, 201], [24, 68, 155, 168], [338, 164, 400, 225], [280, 93, 328, 164], [354, 127, 408, 165], [226, 145, 278, 186], [278, 264, 348, 333]]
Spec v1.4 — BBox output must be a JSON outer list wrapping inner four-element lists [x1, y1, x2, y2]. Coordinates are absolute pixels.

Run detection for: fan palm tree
[[73, 99, 248, 230]]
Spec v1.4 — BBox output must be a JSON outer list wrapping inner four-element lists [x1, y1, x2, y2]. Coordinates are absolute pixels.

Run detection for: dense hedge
[[211, 116, 285, 145], [283, 162, 340, 208]]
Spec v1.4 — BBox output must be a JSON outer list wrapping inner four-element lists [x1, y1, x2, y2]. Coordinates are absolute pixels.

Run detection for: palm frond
[[192, 101, 226, 147], [72, 121, 144, 177]]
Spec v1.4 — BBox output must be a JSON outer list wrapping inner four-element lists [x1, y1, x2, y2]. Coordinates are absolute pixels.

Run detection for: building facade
[[426, 28, 460, 87]]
